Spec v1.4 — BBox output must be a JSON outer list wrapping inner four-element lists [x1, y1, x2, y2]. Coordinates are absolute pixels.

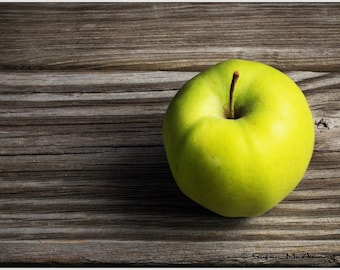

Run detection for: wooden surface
[[0, 3, 339, 266]]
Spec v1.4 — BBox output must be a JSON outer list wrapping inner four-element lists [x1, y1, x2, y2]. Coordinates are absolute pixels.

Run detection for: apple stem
[[229, 70, 239, 119]]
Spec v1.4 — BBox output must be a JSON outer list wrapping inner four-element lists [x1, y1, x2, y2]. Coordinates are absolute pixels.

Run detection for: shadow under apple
[[103, 143, 248, 233]]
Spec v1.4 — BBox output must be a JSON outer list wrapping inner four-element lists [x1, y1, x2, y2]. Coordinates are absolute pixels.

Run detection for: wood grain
[[0, 3, 339, 71], [0, 3, 339, 266]]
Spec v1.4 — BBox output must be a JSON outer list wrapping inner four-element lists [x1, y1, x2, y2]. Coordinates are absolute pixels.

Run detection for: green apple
[[162, 59, 315, 217]]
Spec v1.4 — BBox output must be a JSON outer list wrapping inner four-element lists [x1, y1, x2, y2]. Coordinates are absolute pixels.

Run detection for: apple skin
[[162, 59, 315, 217]]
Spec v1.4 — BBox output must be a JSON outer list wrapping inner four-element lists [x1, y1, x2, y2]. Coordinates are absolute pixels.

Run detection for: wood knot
[[315, 118, 335, 130]]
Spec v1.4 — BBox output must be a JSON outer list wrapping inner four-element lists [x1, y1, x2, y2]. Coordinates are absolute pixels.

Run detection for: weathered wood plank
[[0, 240, 339, 266], [0, 3, 339, 71], [0, 70, 339, 265]]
